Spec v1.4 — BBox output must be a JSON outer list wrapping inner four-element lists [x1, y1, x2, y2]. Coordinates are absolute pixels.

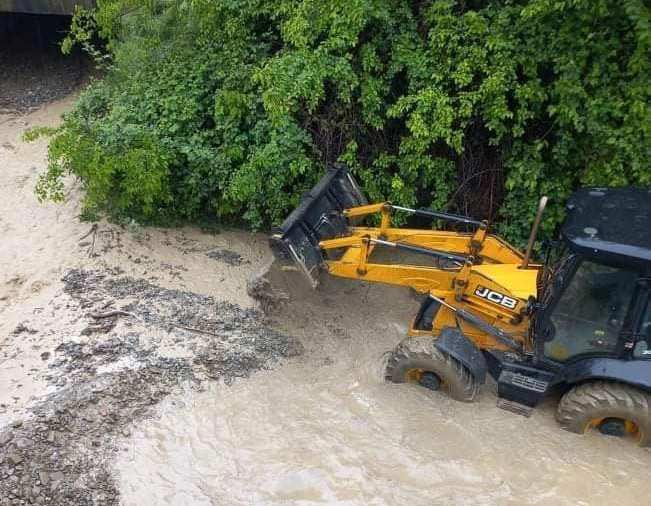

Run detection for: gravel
[[205, 248, 249, 266], [0, 269, 303, 505]]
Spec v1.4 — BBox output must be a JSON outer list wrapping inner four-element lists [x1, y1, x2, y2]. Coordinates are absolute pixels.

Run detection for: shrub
[[36, 0, 651, 244]]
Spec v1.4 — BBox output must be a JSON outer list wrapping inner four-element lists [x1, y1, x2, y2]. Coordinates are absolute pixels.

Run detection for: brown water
[[116, 274, 651, 506]]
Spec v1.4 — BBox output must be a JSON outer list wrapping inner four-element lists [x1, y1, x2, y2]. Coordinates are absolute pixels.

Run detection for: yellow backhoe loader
[[271, 165, 651, 445]]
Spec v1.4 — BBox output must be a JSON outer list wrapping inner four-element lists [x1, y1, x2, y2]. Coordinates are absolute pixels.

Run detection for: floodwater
[[116, 274, 651, 506]]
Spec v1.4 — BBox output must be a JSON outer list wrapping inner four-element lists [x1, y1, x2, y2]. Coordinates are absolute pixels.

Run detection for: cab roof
[[561, 187, 651, 268]]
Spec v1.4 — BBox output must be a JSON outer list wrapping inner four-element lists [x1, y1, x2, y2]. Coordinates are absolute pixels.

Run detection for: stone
[[0, 431, 13, 446], [37, 471, 49, 485], [8, 454, 23, 465], [14, 438, 33, 450], [49, 471, 64, 483]]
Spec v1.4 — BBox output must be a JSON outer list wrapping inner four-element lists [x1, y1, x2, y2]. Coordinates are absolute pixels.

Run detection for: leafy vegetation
[[35, 0, 650, 244]]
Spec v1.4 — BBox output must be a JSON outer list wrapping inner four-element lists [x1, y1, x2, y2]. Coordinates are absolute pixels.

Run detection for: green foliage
[[37, 0, 650, 243]]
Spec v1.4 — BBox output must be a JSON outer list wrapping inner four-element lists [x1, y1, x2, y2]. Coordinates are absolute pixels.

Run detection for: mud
[[0, 85, 294, 505], [0, 269, 301, 505]]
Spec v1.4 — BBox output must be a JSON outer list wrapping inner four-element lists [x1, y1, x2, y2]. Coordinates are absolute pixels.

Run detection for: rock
[[14, 438, 33, 450], [37, 471, 49, 485], [40, 352, 50, 361], [0, 431, 13, 446], [11, 420, 22, 429], [49, 471, 64, 483], [8, 454, 23, 465], [12, 323, 37, 335]]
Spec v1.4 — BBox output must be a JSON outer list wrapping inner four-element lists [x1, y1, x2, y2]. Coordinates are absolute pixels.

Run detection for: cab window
[[633, 298, 651, 359], [544, 261, 637, 362]]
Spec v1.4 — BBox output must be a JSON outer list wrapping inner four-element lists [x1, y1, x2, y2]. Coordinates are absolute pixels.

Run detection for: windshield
[[544, 260, 637, 361]]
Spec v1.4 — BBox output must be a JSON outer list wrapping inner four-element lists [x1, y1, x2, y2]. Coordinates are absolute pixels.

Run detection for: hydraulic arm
[[270, 166, 539, 353]]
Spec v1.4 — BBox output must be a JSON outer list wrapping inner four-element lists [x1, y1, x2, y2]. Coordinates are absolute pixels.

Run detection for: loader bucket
[[270, 165, 367, 287]]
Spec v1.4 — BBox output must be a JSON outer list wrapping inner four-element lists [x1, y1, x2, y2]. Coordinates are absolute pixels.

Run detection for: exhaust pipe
[[521, 196, 548, 269]]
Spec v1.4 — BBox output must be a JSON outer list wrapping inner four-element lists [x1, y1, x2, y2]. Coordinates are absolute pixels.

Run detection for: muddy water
[[116, 274, 650, 506]]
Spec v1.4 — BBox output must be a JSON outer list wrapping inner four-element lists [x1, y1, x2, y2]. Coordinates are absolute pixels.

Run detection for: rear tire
[[385, 336, 479, 402], [556, 381, 651, 446]]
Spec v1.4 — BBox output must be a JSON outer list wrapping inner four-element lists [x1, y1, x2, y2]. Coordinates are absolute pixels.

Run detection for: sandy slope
[[0, 99, 269, 426]]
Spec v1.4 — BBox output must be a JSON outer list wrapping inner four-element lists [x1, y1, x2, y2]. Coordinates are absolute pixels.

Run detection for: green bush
[[36, 0, 650, 244]]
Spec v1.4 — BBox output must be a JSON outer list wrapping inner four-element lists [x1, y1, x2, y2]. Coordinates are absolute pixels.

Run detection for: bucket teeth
[[270, 164, 366, 287]]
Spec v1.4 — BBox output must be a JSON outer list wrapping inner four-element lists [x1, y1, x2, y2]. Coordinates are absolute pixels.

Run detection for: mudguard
[[434, 327, 487, 384], [563, 358, 651, 392]]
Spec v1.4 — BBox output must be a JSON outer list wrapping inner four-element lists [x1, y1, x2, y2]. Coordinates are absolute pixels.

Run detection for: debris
[[206, 248, 249, 266], [88, 310, 135, 320], [78, 224, 98, 242], [12, 323, 37, 335], [246, 270, 289, 312], [0, 269, 302, 505]]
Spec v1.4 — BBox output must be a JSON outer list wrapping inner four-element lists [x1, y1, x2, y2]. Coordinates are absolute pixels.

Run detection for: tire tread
[[556, 381, 651, 446]]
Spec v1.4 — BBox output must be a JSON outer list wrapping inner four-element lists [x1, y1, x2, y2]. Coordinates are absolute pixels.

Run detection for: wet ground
[[1, 24, 650, 505]]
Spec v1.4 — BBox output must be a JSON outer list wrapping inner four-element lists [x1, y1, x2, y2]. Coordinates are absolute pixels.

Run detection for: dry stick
[[88, 226, 98, 257], [87, 306, 217, 338], [169, 323, 220, 337], [79, 223, 98, 241], [101, 300, 115, 310], [89, 310, 135, 319]]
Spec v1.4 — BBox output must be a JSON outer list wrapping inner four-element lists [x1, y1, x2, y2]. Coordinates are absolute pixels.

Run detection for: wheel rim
[[404, 368, 442, 391], [587, 417, 642, 442], [404, 368, 423, 383]]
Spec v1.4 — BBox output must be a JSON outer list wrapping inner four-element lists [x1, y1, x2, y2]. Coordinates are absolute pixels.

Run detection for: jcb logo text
[[474, 286, 517, 310]]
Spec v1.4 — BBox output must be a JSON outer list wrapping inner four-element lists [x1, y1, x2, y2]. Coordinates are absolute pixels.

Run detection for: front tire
[[385, 336, 479, 402], [556, 381, 651, 446]]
